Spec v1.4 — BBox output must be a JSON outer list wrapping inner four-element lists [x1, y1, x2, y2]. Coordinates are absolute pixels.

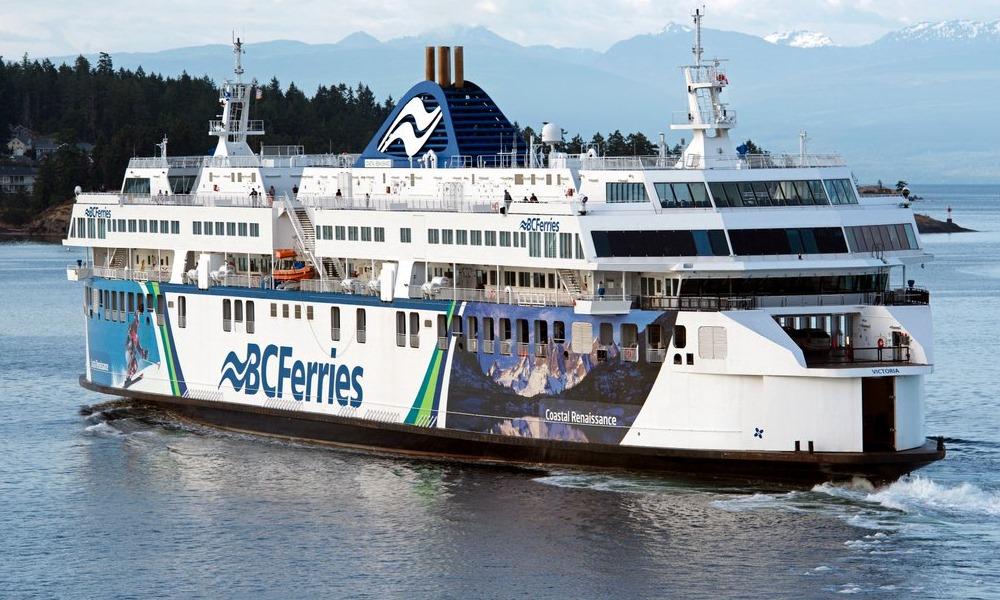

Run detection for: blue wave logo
[[519, 218, 560, 232], [377, 96, 443, 157], [219, 343, 364, 406], [219, 344, 261, 394]]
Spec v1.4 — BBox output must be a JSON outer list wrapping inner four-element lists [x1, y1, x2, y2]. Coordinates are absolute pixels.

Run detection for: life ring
[[491, 202, 499, 212], [566, 188, 574, 197]]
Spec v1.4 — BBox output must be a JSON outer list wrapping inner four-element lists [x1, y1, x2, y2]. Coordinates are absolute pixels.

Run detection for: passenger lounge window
[[178, 296, 186, 328], [246, 301, 255, 334], [223, 299, 232, 332], [396, 311, 407, 347], [357, 309, 366, 343], [410, 312, 420, 348], [331, 307, 341, 341]]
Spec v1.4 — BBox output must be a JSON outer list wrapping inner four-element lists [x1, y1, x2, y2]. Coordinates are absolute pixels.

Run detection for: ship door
[[862, 377, 895, 451]]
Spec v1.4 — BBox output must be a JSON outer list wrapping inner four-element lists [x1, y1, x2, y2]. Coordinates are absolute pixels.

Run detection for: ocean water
[[1, 184, 999, 599]]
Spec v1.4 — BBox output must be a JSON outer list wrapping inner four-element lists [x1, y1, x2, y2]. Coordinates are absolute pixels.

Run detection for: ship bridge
[[356, 46, 526, 169]]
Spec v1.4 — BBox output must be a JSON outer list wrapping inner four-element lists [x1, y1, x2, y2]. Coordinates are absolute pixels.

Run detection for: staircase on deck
[[282, 200, 341, 281]]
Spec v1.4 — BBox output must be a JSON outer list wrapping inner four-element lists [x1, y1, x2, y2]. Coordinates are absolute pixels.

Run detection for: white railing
[[577, 152, 844, 171], [216, 274, 265, 289], [77, 192, 270, 208], [126, 152, 360, 171], [90, 266, 171, 282], [433, 286, 575, 307], [302, 194, 495, 214]]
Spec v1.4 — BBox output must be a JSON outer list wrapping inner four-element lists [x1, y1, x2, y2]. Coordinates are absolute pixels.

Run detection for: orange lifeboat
[[274, 248, 296, 259], [273, 264, 315, 281]]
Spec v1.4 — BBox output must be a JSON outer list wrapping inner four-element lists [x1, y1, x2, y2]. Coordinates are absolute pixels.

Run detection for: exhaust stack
[[437, 46, 452, 87], [425, 46, 435, 82], [454, 46, 464, 88]]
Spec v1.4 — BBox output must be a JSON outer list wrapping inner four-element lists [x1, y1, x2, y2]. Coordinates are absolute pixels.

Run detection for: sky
[[2, 0, 1000, 57]]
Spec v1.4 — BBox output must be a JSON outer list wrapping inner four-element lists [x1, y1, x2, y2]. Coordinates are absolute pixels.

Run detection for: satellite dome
[[541, 123, 562, 145]]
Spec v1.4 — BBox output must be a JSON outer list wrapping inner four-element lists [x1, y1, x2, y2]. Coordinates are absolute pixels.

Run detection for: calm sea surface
[[2, 184, 999, 599]]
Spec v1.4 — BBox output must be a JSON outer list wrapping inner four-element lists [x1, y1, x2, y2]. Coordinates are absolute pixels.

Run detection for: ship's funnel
[[425, 46, 435, 81], [437, 46, 452, 87], [454, 46, 464, 88]]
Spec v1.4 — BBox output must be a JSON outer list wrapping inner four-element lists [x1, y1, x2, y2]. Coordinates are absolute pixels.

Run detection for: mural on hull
[[87, 280, 187, 395], [445, 304, 675, 445]]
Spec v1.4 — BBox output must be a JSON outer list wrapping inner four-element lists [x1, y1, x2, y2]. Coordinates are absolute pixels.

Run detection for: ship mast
[[671, 8, 736, 168], [210, 35, 264, 157]]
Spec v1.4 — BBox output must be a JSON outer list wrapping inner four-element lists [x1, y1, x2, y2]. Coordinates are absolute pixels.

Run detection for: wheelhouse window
[[123, 177, 150, 195], [654, 182, 712, 208], [709, 180, 832, 207]]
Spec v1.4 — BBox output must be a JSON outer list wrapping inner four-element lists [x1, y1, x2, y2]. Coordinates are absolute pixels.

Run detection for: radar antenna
[[692, 7, 704, 67], [233, 33, 245, 83]]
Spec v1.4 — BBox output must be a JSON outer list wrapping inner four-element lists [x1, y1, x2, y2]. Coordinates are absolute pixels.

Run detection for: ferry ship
[[65, 13, 944, 483]]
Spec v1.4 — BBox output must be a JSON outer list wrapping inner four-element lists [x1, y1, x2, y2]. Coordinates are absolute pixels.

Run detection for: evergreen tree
[[0, 53, 395, 211]]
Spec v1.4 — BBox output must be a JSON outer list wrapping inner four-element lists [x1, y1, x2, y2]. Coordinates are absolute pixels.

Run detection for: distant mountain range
[[43, 20, 1000, 182]]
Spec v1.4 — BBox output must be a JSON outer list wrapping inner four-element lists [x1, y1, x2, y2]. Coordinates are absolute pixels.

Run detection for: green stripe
[[151, 282, 180, 396], [405, 301, 456, 426]]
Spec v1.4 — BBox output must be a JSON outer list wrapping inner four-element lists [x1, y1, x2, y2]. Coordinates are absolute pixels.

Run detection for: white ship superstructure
[[64, 18, 943, 482]]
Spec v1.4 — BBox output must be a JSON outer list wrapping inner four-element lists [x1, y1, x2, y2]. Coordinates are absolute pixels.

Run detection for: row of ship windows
[[316, 225, 387, 242], [84, 287, 166, 325], [219, 298, 716, 365], [192, 221, 262, 237], [70, 217, 181, 239], [590, 224, 916, 258], [606, 179, 859, 208], [429, 229, 585, 260], [86, 288, 721, 366]]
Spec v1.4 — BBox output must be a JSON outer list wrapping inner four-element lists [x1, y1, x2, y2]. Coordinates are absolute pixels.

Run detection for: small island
[[914, 213, 974, 234], [859, 180, 973, 234]]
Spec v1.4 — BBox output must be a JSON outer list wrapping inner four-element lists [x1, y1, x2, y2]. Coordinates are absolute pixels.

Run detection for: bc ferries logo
[[219, 343, 364, 406], [377, 96, 443, 157], [84, 206, 112, 219], [519, 218, 560, 232]]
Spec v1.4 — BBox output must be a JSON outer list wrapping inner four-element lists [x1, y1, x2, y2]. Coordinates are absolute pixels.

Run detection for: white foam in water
[[864, 475, 1000, 516], [83, 421, 123, 437]]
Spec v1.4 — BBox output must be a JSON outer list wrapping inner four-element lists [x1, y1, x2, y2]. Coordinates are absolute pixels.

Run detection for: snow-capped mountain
[[879, 20, 1000, 44], [763, 30, 833, 48]]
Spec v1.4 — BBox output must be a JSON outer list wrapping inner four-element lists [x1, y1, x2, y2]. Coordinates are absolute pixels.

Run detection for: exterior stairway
[[557, 269, 582, 298], [282, 200, 328, 281], [108, 248, 127, 269], [321, 257, 342, 279]]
